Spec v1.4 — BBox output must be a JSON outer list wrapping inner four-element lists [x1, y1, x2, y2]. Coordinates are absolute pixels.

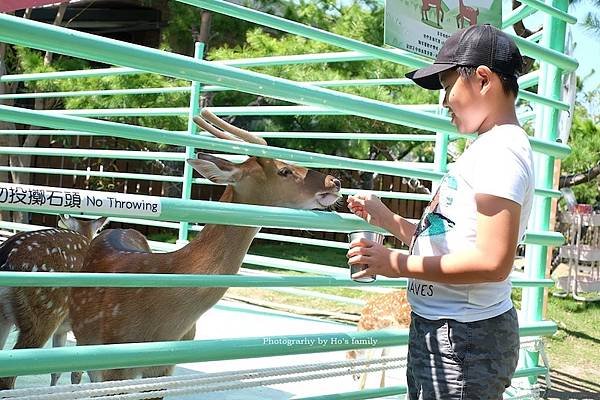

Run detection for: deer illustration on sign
[[68, 109, 342, 388], [421, 0, 446, 28], [456, 0, 479, 28], [0, 215, 107, 390]]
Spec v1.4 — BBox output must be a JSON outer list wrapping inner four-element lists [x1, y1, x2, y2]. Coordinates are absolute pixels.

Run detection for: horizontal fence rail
[[0, 57, 538, 88], [0, 129, 571, 159], [0, 322, 557, 377], [178, 0, 577, 72], [296, 366, 549, 400], [0, 105, 445, 181], [502, 4, 537, 28], [0, 183, 565, 245], [0, 272, 555, 288], [35, 104, 442, 117], [0, 13, 459, 135], [518, 0, 577, 24]]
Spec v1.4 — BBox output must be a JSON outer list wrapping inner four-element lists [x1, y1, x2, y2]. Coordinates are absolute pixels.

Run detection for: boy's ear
[[475, 66, 493, 94], [187, 153, 244, 184]]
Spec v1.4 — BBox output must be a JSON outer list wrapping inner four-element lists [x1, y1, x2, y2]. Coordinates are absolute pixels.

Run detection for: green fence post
[[178, 42, 205, 244], [522, 0, 570, 383]]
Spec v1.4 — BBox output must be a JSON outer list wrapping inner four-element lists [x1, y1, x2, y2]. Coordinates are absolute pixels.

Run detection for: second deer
[[0, 215, 107, 389], [69, 110, 342, 386], [347, 290, 411, 390]]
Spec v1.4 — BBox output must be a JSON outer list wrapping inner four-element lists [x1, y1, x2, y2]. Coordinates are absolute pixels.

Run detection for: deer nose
[[328, 177, 341, 191]]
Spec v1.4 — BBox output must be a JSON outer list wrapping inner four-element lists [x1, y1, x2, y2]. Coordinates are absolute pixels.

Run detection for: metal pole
[[523, 0, 570, 380], [179, 42, 205, 244]]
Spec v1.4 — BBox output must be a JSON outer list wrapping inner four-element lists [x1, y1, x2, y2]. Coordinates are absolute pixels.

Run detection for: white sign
[[0, 183, 161, 217], [385, 0, 502, 59]]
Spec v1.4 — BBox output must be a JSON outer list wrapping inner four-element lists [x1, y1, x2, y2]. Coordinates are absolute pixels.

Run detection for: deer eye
[[277, 167, 293, 177]]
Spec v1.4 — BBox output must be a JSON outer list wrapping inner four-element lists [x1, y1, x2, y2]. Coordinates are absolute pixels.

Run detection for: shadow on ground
[[540, 369, 600, 400]]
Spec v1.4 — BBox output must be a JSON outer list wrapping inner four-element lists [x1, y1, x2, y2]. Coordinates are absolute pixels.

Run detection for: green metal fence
[[0, 0, 577, 398]]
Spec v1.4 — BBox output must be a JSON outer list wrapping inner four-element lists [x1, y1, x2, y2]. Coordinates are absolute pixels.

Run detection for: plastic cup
[[348, 231, 385, 283]]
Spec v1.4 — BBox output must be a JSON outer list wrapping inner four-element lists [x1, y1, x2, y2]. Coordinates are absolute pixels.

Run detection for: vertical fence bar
[[178, 42, 205, 244], [523, 0, 569, 380], [432, 132, 449, 193], [432, 91, 449, 193]]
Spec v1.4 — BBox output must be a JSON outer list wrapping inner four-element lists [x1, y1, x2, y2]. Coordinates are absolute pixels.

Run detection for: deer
[[68, 109, 342, 389], [346, 290, 411, 390], [0, 215, 107, 390], [456, 0, 479, 28], [422, 0, 445, 27]]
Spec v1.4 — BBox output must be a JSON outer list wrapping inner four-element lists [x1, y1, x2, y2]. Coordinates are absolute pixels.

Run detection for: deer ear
[[187, 153, 243, 184], [90, 217, 109, 234], [58, 214, 78, 230]]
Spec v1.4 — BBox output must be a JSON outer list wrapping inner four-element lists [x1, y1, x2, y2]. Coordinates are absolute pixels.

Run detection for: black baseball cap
[[405, 24, 523, 90]]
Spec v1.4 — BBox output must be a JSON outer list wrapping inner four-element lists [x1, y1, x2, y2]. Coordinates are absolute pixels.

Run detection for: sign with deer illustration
[[385, 0, 501, 59]]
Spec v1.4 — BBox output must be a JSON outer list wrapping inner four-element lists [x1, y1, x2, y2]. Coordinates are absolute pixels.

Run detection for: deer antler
[[193, 109, 267, 146]]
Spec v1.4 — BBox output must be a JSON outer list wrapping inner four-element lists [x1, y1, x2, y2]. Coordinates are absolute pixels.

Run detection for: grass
[[543, 290, 600, 385]]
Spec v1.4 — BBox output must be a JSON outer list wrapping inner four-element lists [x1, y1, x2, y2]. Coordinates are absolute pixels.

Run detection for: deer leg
[[141, 365, 175, 400], [358, 349, 373, 390], [0, 317, 61, 389], [102, 368, 137, 381], [379, 348, 387, 388], [71, 371, 83, 385], [50, 330, 67, 386], [181, 324, 196, 341], [0, 317, 12, 350], [134, 327, 196, 399]]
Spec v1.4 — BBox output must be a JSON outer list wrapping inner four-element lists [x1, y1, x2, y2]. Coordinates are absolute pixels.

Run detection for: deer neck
[[175, 186, 260, 275]]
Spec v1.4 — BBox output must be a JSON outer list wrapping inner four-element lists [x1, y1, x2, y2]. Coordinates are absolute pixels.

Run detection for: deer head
[[190, 109, 341, 209], [58, 215, 108, 240]]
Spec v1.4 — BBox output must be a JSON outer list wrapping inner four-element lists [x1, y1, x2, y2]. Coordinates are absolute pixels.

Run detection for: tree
[[2, 0, 436, 199], [203, 0, 437, 188], [558, 99, 600, 205], [571, 0, 600, 35]]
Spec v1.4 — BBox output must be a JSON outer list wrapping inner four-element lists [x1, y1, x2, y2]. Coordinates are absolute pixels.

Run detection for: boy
[[346, 24, 534, 399]]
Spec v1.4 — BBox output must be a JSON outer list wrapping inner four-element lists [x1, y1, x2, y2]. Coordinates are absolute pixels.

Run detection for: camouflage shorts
[[407, 308, 520, 400]]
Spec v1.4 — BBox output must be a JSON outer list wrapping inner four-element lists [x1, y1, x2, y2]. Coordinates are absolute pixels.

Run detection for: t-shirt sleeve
[[469, 139, 531, 206]]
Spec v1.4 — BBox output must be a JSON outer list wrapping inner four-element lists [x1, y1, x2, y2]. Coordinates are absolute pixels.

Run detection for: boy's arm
[[381, 213, 417, 246], [393, 194, 521, 284]]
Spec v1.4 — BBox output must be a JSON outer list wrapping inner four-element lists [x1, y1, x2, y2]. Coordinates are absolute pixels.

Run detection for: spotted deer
[[347, 290, 411, 390], [69, 109, 341, 386], [0, 215, 107, 389], [456, 0, 479, 28]]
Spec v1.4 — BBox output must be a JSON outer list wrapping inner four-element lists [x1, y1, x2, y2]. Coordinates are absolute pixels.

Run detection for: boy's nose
[[442, 93, 449, 108]]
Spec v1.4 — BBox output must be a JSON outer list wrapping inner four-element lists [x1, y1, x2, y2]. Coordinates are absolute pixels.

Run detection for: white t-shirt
[[408, 124, 535, 323]]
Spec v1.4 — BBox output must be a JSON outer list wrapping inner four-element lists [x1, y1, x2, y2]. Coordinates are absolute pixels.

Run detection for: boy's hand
[[346, 193, 391, 229], [346, 238, 404, 278]]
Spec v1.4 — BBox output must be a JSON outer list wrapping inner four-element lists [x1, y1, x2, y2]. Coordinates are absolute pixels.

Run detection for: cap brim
[[405, 63, 456, 90]]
